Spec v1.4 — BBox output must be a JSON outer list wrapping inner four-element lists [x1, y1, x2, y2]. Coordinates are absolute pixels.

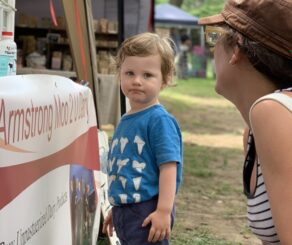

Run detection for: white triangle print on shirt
[[119, 194, 128, 204], [109, 197, 115, 205], [109, 157, 116, 172], [132, 160, 146, 173], [133, 177, 142, 191], [108, 175, 116, 187], [133, 193, 141, 203], [117, 158, 129, 173], [120, 137, 129, 153], [134, 135, 145, 155], [111, 138, 119, 153], [119, 176, 127, 189]]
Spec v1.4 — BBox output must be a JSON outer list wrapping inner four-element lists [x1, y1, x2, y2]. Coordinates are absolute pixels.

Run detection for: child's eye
[[143, 73, 152, 79], [126, 71, 134, 76]]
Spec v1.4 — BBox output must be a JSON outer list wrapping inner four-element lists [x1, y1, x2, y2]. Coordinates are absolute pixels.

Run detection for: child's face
[[120, 54, 166, 112]]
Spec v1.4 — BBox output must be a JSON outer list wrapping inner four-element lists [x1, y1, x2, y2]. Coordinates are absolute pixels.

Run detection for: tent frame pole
[[118, 0, 126, 116]]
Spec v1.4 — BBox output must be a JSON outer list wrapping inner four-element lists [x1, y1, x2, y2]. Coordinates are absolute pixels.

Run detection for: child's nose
[[133, 76, 142, 85]]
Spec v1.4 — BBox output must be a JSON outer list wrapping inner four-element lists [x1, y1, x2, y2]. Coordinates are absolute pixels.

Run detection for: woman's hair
[[116, 32, 176, 85], [222, 25, 292, 89]]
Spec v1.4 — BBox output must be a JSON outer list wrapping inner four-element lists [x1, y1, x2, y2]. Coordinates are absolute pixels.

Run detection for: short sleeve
[[149, 115, 182, 166]]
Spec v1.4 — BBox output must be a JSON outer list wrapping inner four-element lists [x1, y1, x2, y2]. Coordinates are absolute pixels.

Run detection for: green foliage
[[155, 0, 225, 18], [156, 0, 169, 4], [183, 0, 225, 18]]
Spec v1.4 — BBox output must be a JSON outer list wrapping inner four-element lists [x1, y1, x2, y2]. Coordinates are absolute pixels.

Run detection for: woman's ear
[[229, 46, 241, 65]]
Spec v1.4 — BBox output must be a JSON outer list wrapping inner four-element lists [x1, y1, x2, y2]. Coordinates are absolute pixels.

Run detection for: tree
[[155, 0, 225, 18], [169, 0, 184, 7], [184, 0, 225, 17]]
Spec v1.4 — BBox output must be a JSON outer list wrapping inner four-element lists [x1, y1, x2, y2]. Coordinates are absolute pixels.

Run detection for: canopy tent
[[155, 3, 198, 28]]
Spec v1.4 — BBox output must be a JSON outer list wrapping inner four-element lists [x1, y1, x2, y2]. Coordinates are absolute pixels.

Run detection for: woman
[[199, 0, 292, 244]]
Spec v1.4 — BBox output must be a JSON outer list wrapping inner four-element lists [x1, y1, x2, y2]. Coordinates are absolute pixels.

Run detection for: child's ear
[[161, 81, 167, 89], [161, 75, 171, 89], [161, 82, 167, 90]]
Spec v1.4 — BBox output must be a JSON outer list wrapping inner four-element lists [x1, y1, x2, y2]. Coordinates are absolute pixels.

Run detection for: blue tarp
[[155, 3, 198, 27]]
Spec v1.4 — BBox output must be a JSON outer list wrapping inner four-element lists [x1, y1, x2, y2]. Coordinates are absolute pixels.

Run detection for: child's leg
[[112, 197, 175, 245]]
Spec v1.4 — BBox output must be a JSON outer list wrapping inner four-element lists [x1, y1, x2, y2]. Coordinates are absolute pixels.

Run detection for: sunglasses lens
[[205, 26, 226, 47], [206, 32, 221, 46]]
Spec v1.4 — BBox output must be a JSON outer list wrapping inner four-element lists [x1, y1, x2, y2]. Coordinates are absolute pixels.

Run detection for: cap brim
[[198, 14, 225, 25]]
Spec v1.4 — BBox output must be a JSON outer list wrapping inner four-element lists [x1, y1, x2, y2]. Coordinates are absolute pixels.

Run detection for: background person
[[102, 32, 183, 245], [177, 34, 192, 80], [199, 0, 292, 244]]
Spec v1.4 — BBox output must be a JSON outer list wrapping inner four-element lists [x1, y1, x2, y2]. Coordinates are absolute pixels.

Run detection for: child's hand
[[102, 209, 114, 236], [142, 209, 171, 243]]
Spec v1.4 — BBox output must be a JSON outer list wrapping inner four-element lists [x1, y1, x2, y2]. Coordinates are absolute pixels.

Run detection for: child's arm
[[142, 162, 177, 242], [102, 209, 114, 236]]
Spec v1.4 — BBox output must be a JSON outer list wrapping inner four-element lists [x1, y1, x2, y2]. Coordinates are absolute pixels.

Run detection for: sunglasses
[[204, 26, 227, 47]]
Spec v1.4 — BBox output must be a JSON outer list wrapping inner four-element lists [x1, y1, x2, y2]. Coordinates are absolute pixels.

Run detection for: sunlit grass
[[164, 78, 219, 98], [182, 132, 243, 149], [161, 91, 233, 108]]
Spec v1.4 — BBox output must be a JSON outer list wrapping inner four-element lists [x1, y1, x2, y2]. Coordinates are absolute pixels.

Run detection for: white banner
[[0, 74, 100, 245]]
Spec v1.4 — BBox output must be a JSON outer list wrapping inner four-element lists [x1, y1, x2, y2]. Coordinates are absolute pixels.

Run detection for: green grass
[[172, 227, 241, 245], [167, 78, 219, 98], [159, 77, 257, 244]]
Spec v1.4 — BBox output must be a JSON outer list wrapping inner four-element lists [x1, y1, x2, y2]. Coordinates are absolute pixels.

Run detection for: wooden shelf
[[17, 67, 76, 78], [95, 32, 118, 36], [15, 25, 119, 74], [15, 25, 66, 32]]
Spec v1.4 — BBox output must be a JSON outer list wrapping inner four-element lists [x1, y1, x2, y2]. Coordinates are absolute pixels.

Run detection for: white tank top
[[244, 91, 292, 244]]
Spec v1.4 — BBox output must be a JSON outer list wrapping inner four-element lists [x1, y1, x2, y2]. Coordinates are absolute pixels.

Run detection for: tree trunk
[[169, 0, 184, 7]]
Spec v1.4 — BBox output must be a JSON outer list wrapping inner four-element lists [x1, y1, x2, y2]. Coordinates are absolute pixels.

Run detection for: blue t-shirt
[[107, 104, 183, 206]]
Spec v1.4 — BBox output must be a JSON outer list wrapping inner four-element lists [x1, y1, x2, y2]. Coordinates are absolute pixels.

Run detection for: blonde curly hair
[[116, 32, 176, 86]]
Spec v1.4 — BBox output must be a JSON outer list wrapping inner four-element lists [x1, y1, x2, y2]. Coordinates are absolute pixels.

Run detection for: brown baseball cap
[[199, 0, 292, 60]]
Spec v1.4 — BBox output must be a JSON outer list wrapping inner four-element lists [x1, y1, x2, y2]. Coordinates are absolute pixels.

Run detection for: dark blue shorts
[[112, 197, 175, 245]]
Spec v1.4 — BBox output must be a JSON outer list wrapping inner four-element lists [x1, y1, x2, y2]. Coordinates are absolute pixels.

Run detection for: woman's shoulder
[[249, 91, 292, 135], [250, 91, 292, 117]]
